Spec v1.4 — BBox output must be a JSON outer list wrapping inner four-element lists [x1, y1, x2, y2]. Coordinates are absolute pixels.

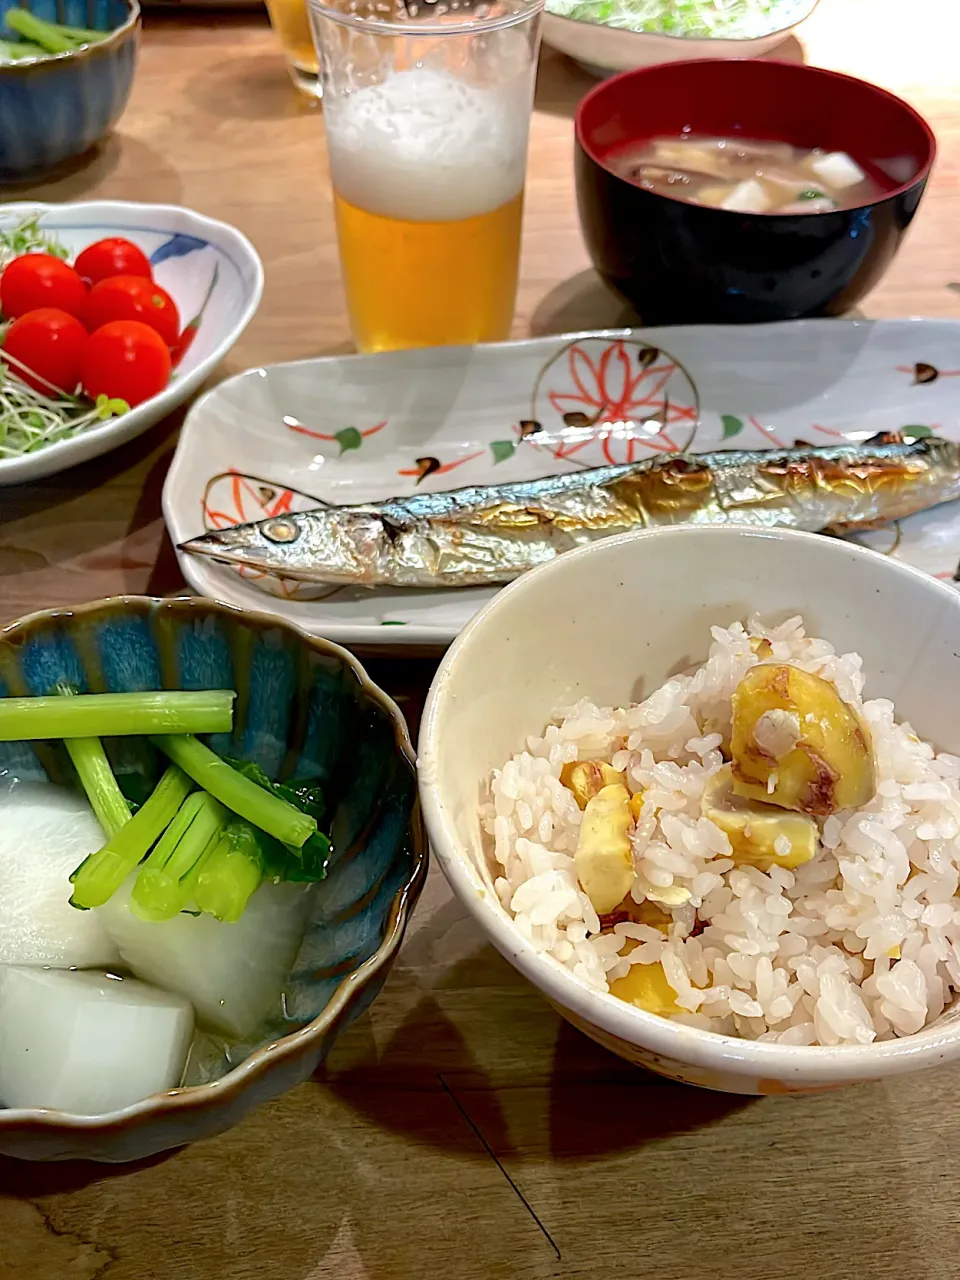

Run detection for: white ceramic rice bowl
[[419, 526, 960, 1094]]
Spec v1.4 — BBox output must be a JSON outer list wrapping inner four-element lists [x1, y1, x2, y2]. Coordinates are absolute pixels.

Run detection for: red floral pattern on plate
[[201, 469, 328, 601], [532, 338, 700, 465]]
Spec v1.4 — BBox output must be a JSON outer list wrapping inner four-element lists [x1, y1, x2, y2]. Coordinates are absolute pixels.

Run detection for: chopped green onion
[[0, 689, 235, 740], [70, 766, 194, 908], [65, 738, 131, 840], [798, 189, 827, 201], [150, 735, 317, 849], [131, 792, 228, 921]]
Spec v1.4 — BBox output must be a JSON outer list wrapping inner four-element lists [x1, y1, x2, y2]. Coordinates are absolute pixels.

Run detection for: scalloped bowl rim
[[419, 527, 960, 1086], [0, 594, 428, 1133], [0, 0, 140, 71], [542, 0, 818, 47], [0, 201, 264, 484]]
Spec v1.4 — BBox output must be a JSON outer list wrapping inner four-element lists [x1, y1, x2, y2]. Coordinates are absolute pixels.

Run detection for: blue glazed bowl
[[575, 58, 936, 325], [0, 596, 426, 1162], [0, 0, 140, 178]]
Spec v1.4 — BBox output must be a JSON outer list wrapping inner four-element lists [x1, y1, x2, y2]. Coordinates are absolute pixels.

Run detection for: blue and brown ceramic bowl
[[575, 58, 936, 325], [0, 596, 426, 1163], [0, 0, 139, 178]]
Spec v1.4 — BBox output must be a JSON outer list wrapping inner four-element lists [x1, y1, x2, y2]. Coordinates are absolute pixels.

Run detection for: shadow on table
[[0, 413, 179, 528], [184, 54, 318, 123], [3, 135, 183, 207], [534, 46, 597, 118], [529, 268, 638, 338], [324, 899, 752, 1165], [0, 1145, 179, 1197]]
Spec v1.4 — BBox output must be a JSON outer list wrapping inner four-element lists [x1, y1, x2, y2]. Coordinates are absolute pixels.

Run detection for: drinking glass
[[265, 0, 322, 98], [307, 0, 543, 353]]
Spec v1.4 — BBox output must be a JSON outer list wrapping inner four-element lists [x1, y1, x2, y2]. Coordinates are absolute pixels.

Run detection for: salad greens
[[0, 218, 130, 459], [0, 217, 68, 271], [545, 0, 812, 38]]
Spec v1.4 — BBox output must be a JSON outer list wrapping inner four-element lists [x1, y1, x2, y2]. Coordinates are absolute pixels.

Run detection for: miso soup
[[610, 135, 885, 214]]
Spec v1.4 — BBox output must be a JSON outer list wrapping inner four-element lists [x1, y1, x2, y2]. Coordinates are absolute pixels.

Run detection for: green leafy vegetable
[[70, 766, 194, 908], [3, 9, 107, 55], [132, 792, 228, 921], [150, 735, 318, 849], [0, 689, 235, 740], [65, 737, 131, 840], [195, 819, 282, 922]]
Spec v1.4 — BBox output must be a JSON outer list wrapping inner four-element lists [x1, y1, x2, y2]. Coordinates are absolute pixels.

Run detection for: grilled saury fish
[[180, 436, 960, 590]]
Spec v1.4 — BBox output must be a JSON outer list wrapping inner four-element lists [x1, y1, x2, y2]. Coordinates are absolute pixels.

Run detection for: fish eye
[[262, 518, 300, 545]]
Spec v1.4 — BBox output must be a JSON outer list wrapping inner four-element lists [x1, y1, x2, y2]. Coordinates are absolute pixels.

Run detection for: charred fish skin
[[179, 436, 960, 589]]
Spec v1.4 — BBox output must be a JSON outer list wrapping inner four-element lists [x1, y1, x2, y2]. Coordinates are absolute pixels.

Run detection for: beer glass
[[307, 0, 543, 353], [265, 0, 321, 97]]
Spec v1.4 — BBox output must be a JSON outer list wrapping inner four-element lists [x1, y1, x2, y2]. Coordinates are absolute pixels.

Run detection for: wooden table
[[3, 2, 960, 1275]]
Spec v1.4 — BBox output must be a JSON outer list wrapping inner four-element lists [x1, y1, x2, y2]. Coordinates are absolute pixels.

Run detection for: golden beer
[[264, 0, 320, 96], [333, 190, 524, 353], [311, 0, 543, 355]]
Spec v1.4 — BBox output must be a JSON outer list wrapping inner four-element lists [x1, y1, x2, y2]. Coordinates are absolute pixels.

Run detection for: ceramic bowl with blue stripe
[[0, 595, 427, 1163], [0, 0, 140, 178], [0, 201, 264, 486]]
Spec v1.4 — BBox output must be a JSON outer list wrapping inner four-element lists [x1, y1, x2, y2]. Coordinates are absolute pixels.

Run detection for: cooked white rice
[[482, 616, 960, 1046]]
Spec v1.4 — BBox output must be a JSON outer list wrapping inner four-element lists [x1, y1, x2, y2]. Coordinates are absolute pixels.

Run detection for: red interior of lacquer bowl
[[576, 58, 937, 204]]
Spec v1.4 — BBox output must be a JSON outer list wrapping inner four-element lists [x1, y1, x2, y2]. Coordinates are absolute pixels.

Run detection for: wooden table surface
[[3, 2, 960, 1276]]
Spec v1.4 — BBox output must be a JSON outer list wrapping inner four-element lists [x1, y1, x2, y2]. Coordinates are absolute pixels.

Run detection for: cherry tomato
[[0, 255, 87, 321], [84, 276, 180, 347], [81, 321, 172, 408], [2, 308, 89, 394], [74, 238, 152, 286]]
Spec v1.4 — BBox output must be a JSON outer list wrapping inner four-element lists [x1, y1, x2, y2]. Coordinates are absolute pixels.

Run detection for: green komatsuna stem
[[50, 22, 107, 41], [196, 821, 268, 922], [2, 9, 99, 51], [69, 766, 194, 908], [149, 735, 317, 849], [0, 689, 235, 740], [131, 792, 228, 921], [65, 737, 131, 839]]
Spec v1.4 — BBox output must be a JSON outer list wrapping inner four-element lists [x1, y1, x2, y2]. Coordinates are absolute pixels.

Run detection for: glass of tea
[[307, 0, 543, 354], [265, 0, 321, 97]]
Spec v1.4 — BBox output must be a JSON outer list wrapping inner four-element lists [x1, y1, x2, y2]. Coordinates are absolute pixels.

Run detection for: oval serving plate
[[163, 318, 960, 649], [0, 201, 263, 486]]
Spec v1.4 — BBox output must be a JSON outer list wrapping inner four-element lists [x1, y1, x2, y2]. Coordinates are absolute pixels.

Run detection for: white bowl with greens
[[543, 0, 819, 75], [0, 202, 262, 486]]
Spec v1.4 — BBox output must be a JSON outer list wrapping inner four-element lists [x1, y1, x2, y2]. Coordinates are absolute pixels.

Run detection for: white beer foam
[[325, 66, 530, 222]]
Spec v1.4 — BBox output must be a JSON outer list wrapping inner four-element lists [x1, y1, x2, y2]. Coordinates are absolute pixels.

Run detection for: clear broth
[[609, 134, 885, 214]]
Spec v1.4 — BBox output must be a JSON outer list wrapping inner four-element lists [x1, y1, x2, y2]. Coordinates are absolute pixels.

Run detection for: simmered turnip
[[0, 967, 193, 1114], [0, 782, 119, 968], [99, 877, 315, 1039]]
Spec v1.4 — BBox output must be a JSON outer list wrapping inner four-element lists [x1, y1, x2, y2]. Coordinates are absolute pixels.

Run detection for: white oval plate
[[0, 201, 263, 485], [163, 319, 960, 650]]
